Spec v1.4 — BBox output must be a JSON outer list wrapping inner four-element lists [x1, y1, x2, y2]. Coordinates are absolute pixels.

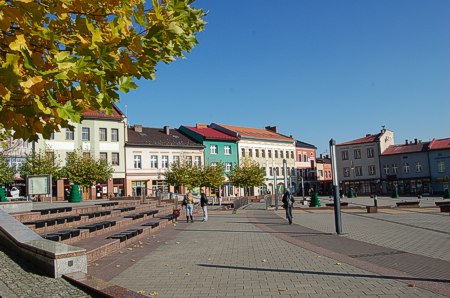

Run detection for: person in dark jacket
[[282, 189, 295, 224], [200, 190, 208, 222]]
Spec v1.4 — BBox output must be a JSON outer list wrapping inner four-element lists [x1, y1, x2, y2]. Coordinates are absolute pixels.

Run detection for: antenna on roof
[[381, 125, 385, 130]]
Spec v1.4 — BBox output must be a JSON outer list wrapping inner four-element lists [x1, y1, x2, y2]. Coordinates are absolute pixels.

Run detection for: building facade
[[211, 124, 296, 196], [294, 140, 317, 195], [35, 105, 127, 199], [380, 139, 431, 195], [125, 125, 204, 197], [179, 124, 238, 196], [316, 154, 333, 196], [336, 129, 394, 196], [428, 138, 450, 194]]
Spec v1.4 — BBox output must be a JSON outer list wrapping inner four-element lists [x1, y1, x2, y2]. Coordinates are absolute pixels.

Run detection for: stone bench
[[31, 207, 73, 215], [78, 221, 116, 233], [24, 215, 82, 229], [396, 201, 420, 208], [141, 219, 160, 228], [435, 201, 450, 212], [113, 206, 136, 212], [107, 228, 144, 243], [325, 202, 349, 207], [124, 213, 145, 220], [95, 202, 119, 208], [44, 229, 82, 242], [79, 210, 111, 219]]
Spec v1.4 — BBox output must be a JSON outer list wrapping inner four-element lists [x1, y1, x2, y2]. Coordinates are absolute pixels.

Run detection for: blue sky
[[117, 0, 450, 154]]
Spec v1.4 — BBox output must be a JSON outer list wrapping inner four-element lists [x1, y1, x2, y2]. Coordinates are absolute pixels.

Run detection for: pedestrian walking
[[282, 189, 295, 224], [200, 190, 208, 222], [184, 190, 195, 223]]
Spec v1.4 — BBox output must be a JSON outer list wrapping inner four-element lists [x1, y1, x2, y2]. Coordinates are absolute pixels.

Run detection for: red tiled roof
[[218, 124, 293, 141], [184, 126, 239, 141], [82, 104, 124, 120], [337, 133, 382, 146], [429, 138, 450, 151], [382, 142, 430, 155]]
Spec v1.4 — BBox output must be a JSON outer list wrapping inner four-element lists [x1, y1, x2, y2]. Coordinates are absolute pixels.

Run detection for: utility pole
[[330, 139, 342, 235], [274, 166, 278, 210]]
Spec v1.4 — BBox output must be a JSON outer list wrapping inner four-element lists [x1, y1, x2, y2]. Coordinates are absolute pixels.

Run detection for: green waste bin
[[347, 188, 355, 198], [69, 184, 82, 202], [0, 188, 6, 202], [309, 192, 321, 207], [391, 188, 399, 198], [444, 189, 450, 199]]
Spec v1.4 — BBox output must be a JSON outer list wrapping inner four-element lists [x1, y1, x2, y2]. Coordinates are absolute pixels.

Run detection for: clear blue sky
[[117, 0, 450, 154]]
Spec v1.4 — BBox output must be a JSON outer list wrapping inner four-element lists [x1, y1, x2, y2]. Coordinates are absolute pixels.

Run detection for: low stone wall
[[0, 201, 33, 213], [0, 208, 87, 278]]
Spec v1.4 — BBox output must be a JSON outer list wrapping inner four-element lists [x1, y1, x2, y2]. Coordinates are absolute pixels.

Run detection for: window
[[290, 151, 294, 159], [280, 151, 284, 158], [187, 156, 193, 166], [384, 165, 390, 175], [224, 145, 231, 155], [83, 152, 91, 159], [66, 128, 74, 140], [318, 170, 323, 178], [269, 167, 273, 176], [255, 149, 259, 158], [368, 165, 376, 176], [438, 161, 445, 173], [354, 149, 361, 159], [150, 155, 158, 168], [392, 164, 398, 174], [161, 155, 169, 169], [225, 162, 232, 172], [210, 145, 218, 155], [403, 162, 410, 174], [342, 151, 348, 160], [46, 151, 55, 161], [100, 152, 107, 162], [249, 149, 253, 157], [99, 128, 107, 141], [416, 162, 422, 172], [262, 149, 265, 158], [194, 156, 201, 167], [112, 153, 119, 166], [367, 148, 374, 158], [268, 150, 272, 158], [303, 154, 307, 162], [275, 150, 278, 158], [49, 132, 55, 140], [344, 167, 350, 177], [298, 154, 302, 162], [134, 155, 141, 169], [211, 162, 217, 168], [173, 156, 180, 165], [355, 166, 362, 176], [82, 127, 90, 141], [111, 128, 119, 142], [241, 148, 245, 157]]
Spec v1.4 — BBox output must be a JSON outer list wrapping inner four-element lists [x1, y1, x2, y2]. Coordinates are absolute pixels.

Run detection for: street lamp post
[[330, 138, 342, 235], [274, 166, 278, 210]]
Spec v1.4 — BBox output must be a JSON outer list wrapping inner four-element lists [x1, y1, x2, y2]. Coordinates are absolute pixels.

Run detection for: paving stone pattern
[[110, 209, 443, 298], [0, 249, 91, 298]]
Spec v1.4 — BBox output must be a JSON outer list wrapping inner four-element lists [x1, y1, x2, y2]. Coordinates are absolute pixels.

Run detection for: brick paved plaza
[[1, 198, 449, 297]]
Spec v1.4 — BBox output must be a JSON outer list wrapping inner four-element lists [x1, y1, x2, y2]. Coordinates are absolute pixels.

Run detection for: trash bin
[[69, 184, 82, 202], [309, 192, 321, 207], [0, 188, 6, 202], [444, 189, 450, 199], [391, 188, 399, 198]]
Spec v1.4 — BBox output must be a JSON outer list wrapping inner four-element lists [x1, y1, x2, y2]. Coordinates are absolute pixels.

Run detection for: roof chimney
[[405, 139, 408, 145], [196, 123, 208, 129], [366, 134, 371, 137], [134, 125, 142, 133], [414, 138, 418, 144], [265, 126, 277, 133], [164, 125, 170, 135]]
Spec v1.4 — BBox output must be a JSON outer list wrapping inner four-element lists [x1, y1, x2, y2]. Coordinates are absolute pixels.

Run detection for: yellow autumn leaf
[[9, 34, 30, 53], [20, 76, 43, 89]]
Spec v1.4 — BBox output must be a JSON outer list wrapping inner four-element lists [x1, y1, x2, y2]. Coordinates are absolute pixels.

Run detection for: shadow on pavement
[[176, 228, 332, 236], [197, 263, 450, 284]]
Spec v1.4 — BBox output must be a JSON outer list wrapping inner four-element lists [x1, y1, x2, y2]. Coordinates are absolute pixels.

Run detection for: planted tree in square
[[228, 158, 265, 196]]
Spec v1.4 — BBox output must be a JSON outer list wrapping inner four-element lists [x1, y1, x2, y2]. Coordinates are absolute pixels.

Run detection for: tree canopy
[[19, 151, 62, 181], [62, 150, 113, 187], [0, 0, 206, 140], [228, 158, 265, 191], [0, 155, 15, 185]]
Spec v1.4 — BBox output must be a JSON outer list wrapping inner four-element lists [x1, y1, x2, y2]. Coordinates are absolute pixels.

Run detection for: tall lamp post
[[330, 139, 342, 235]]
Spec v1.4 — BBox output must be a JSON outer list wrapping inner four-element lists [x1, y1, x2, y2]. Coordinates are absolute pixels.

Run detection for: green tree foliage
[[62, 150, 113, 187], [0, 0, 206, 140], [165, 159, 192, 190], [0, 155, 15, 185], [19, 151, 62, 181], [228, 158, 265, 193], [200, 162, 225, 189]]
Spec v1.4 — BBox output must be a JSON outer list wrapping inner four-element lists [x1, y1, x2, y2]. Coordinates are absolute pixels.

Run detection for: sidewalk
[[99, 203, 448, 297]]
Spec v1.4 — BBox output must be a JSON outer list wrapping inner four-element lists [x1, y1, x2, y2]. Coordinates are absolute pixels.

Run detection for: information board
[[27, 175, 52, 195]]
